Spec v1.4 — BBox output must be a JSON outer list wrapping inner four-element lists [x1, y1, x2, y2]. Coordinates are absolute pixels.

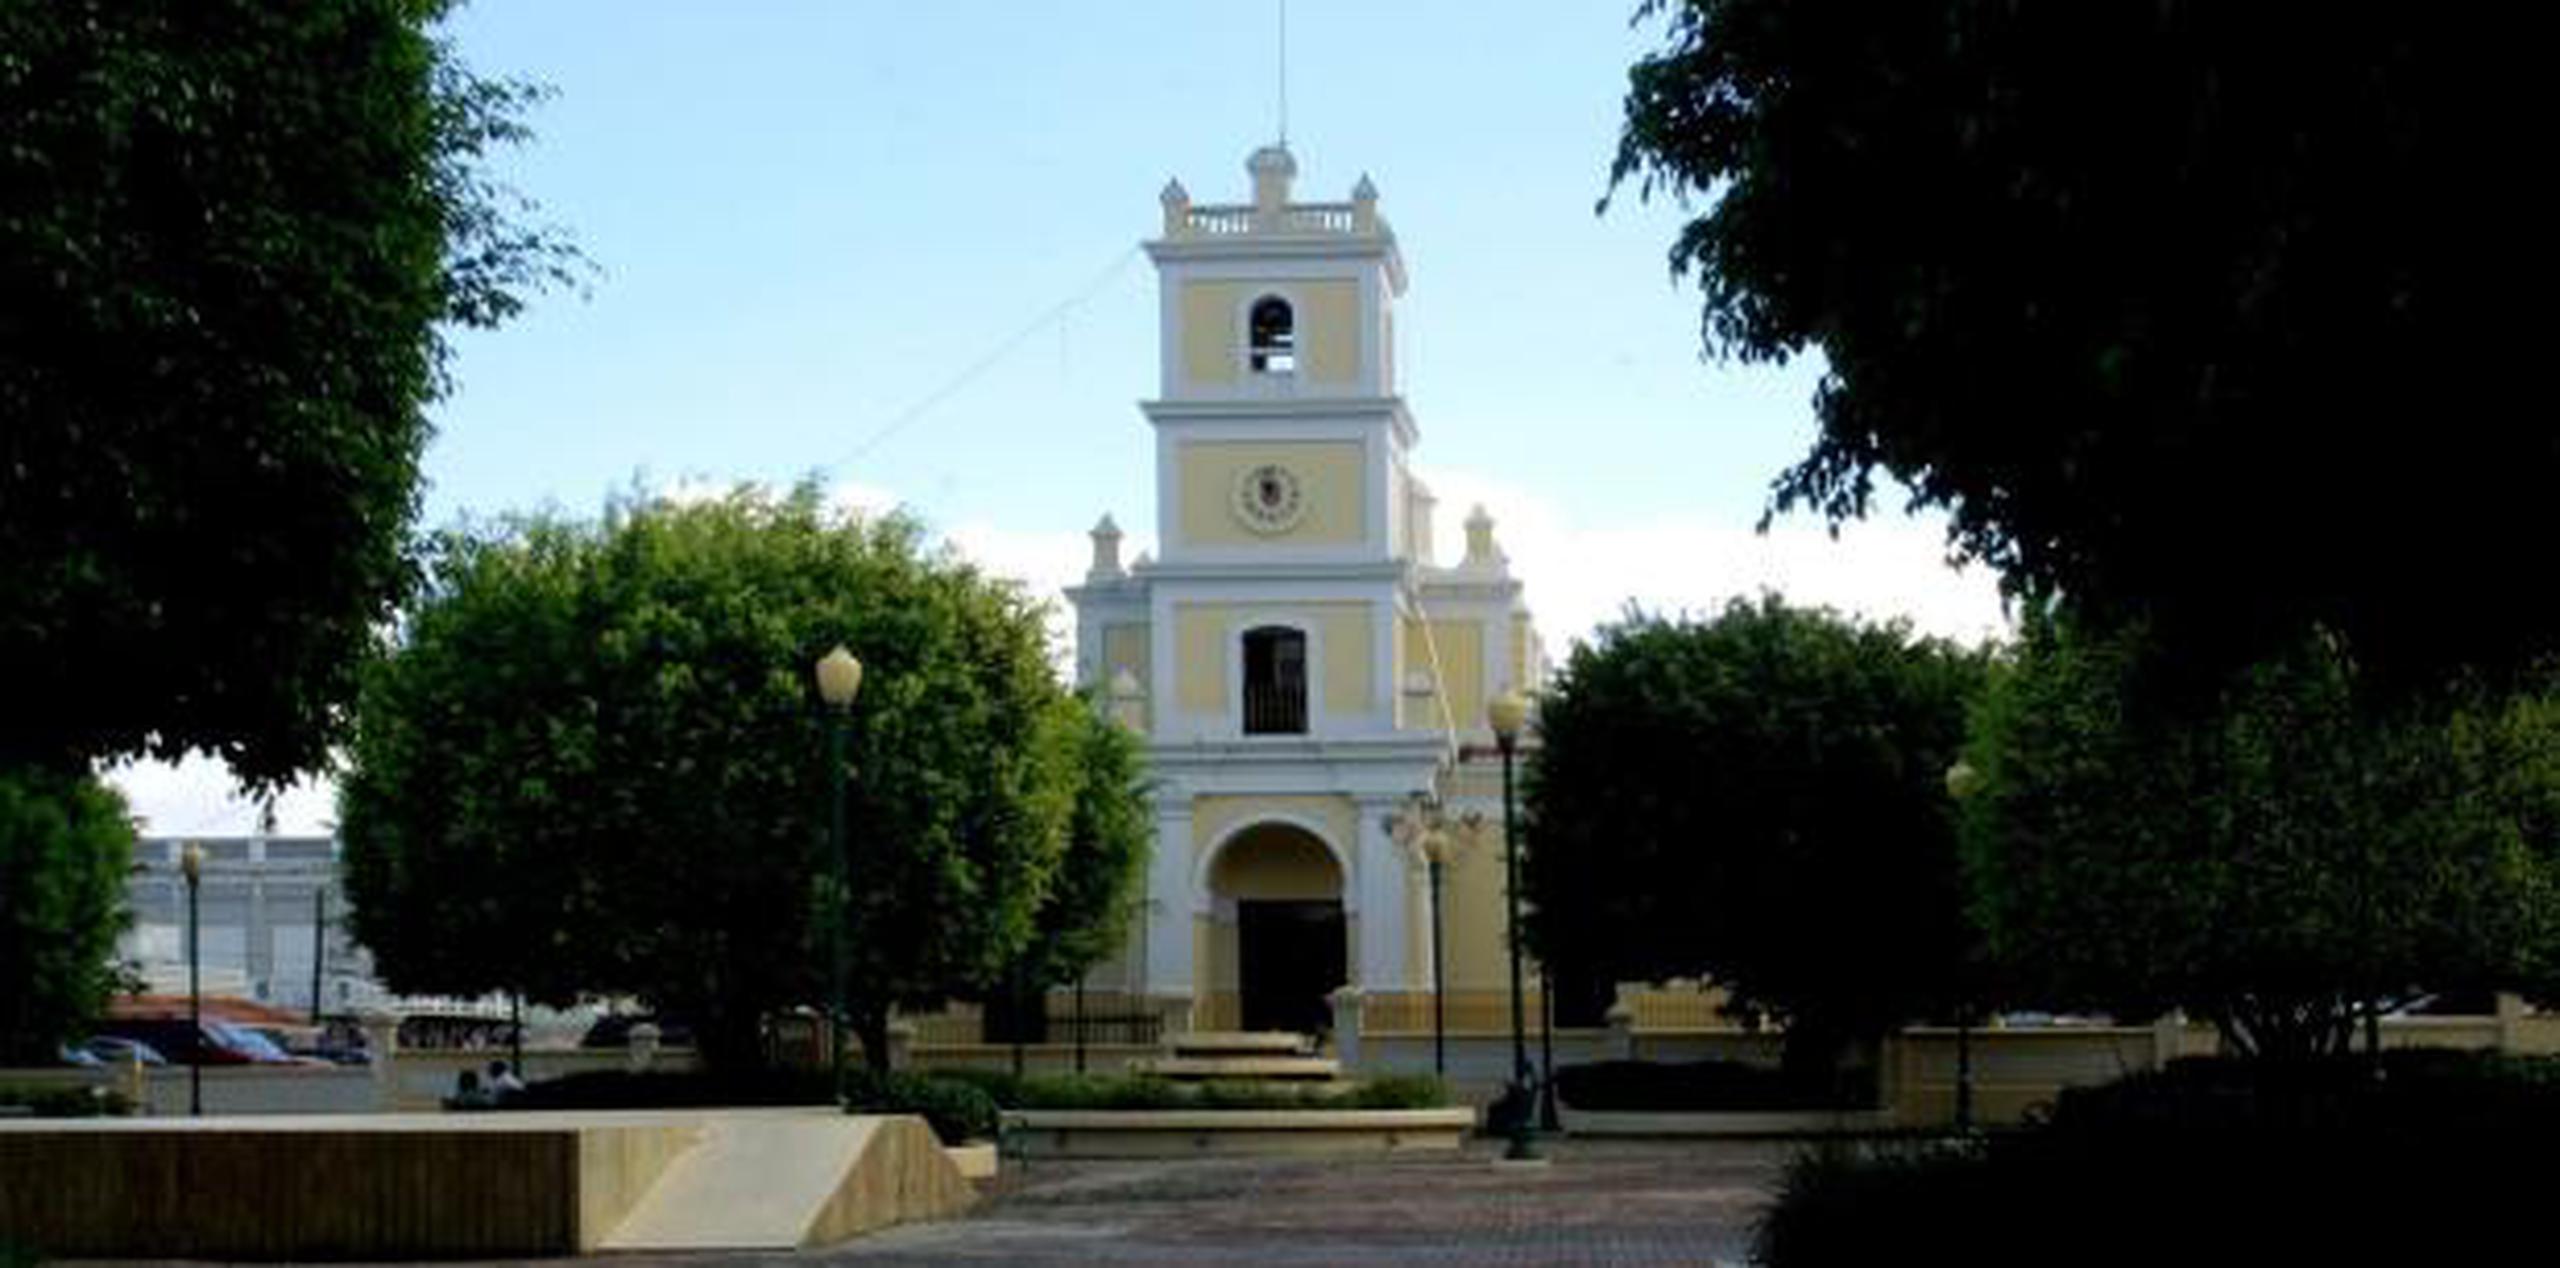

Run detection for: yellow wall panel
[[1297, 279, 1360, 385], [1172, 602, 1376, 724], [1181, 281, 1245, 385], [1176, 439, 1366, 547], [1174, 606, 1227, 713], [1320, 605, 1372, 716], [1403, 617, 1484, 736]]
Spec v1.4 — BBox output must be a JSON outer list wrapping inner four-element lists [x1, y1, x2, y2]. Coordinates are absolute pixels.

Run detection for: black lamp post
[[1388, 794, 1481, 1080], [181, 840, 204, 1117], [815, 645, 864, 1107], [1428, 840, 1449, 1077], [1488, 691, 1541, 1161], [1943, 760, 1983, 1134]]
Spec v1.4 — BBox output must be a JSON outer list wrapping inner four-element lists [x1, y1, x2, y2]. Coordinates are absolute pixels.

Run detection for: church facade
[[1067, 145, 1543, 1036]]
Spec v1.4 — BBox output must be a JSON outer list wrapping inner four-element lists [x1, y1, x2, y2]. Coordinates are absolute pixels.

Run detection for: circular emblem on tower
[[1231, 462, 1307, 534]]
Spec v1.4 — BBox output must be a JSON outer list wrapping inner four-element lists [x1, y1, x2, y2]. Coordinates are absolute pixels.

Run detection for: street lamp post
[[1487, 691, 1541, 1162], [1388, 793, 1480, 1080], [181, 840, 204, 1117], [1428, 838, 1449, 1077], [815, 646, 864, 1108], [1942, 760, 1982, 1134]]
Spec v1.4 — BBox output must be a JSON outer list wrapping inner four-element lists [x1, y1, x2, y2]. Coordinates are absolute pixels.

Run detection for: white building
[[124, 833, 378, 1014]]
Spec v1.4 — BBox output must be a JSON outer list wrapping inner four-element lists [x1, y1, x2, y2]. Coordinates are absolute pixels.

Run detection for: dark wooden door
[[1239, 900, 1346, 1035]]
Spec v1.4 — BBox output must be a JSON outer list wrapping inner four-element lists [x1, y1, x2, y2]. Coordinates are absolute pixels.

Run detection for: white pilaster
[[1353, 797, 1411, 989], [1144, 797, 1196, 993]]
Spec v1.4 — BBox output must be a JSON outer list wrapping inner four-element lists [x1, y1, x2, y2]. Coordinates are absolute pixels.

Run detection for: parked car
[[79, 1035, 167, 1067], [92, 1018, 275, 1066], [213, 1022, 328, 1066], [57, 1044, 104, 1067]]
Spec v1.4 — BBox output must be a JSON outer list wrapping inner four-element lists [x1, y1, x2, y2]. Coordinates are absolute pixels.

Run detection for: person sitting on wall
[[445, 1068, 494, 1111], [486, 1059, 527, 1099]]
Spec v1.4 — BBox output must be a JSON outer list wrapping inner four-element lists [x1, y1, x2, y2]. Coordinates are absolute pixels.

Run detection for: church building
[[1067, 145, 1544, 1037]]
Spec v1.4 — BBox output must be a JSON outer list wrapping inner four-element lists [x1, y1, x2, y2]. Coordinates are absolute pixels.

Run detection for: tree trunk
[[854, 1004, 893, 1076]]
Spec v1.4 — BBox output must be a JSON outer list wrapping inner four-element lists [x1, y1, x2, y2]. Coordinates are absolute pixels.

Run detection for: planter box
[[1557, 1104, 1897, 1137], [1001, 1107, 1475, 1159]]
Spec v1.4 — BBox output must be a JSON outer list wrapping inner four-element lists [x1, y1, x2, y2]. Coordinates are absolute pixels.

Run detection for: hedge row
[[1755, 1052, 2560, 1266]]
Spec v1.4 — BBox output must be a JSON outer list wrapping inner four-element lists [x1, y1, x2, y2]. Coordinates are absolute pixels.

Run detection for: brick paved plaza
[[816, 1138, 1788, 1267], [812, 1138, 1792, 1268]]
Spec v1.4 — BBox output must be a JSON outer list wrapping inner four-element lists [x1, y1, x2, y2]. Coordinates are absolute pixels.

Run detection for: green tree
[[340, 486, 1137, 1071], [0, 769, 133, 1063], [0, 0, 577, 785], [1962, 618, 2560, 1061], [1608, 2, 2536, 688], [1524, 597, 1988, 1071], [985, 703, 1151, 1036]]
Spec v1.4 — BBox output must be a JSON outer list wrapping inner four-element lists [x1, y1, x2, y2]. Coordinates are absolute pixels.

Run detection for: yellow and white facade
[[1068, 146, 1544, 1035]]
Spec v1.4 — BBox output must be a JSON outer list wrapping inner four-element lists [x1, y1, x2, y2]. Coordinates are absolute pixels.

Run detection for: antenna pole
[[1278, 0, 1289, 145]]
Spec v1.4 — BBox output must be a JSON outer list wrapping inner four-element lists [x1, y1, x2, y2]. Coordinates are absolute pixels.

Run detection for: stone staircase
[[1127, 1031, 1341, 1083]]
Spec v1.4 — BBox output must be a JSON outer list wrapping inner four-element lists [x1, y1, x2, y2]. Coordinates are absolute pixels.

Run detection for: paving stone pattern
[[816, 1139, 1793, 1267]]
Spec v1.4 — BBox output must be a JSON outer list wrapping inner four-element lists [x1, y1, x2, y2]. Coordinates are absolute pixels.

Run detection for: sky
[[108, 1, 2008, 837]]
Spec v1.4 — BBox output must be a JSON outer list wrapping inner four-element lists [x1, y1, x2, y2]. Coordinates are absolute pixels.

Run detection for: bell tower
[[1146, 144, 1413, 569], [1064, 146, 1542, 1038]]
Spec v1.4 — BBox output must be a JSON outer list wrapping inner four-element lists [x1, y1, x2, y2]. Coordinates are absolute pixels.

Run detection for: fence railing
[[1179, 202, 1364, 238], [1243, 684, 1307, 735]]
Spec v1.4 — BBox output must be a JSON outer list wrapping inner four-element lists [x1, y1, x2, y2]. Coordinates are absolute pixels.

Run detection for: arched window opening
[[1249, 296, 1296, 375], [1242, 626, 1308, 734]]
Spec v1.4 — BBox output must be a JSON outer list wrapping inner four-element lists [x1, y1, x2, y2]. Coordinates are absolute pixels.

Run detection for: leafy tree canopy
[[1610, 1, 2535, 688], [1524, 597, 1988, 1068], [0, 768, 133, 1062], [1963, 617, 2560, 1061], [0, 0, 577, 785], [339, 486, 1144, 1071]]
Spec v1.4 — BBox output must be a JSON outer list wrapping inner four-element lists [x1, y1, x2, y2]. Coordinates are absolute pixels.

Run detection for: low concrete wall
[[4, 1065, 378, 1116], [909, 1043, 1160, 1078], [1002, 1107, 1477, 1159], [0, 1113, 699, 1258], [3, 1047, 703, 1117], [1557, 1106, 1898, 1137]]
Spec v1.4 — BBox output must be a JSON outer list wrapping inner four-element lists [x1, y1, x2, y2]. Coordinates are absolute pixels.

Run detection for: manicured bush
[[0, 1083, 131, 1117], [1752, 1054, 2560, 1266], [1552, 1059, 1874, 1112], [843, 1070, 999, 1144]]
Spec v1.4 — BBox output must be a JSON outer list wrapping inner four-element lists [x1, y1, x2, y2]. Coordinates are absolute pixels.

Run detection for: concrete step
[[1128, 1055, 1343, 1082], [1167, 1030, 1313, 1058]]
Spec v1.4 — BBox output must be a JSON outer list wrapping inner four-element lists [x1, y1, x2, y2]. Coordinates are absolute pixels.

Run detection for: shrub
[[0, 1083, 131, 1117], [1752, 1054, 2560, 1266], [843, 1070, 999, 1145], [1552, 1059, 1873, 1112], [922, 1066, 1026, 1108]]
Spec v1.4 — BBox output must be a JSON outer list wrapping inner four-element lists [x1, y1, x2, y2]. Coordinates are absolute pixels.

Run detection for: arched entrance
[[1207, 821, 1345, 1035]]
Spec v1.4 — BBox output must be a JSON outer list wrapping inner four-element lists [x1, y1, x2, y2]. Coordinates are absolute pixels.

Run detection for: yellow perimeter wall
[[1172, 601, 1374, 719], [1179, 279, 1359, 387], [1176, 439, 1366, 547]]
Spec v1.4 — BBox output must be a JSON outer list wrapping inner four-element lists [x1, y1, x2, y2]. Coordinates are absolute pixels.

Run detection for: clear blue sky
[[115, 1, 2005, 835]]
